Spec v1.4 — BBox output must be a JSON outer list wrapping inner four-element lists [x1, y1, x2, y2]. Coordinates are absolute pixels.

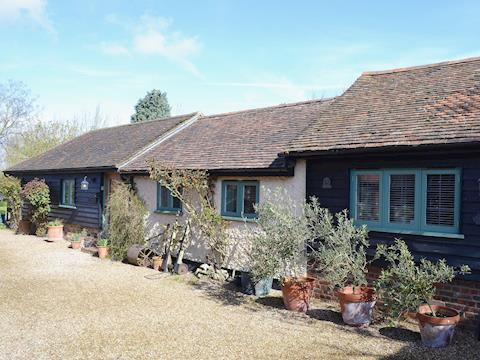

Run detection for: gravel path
[[0, 230, 479, 360]]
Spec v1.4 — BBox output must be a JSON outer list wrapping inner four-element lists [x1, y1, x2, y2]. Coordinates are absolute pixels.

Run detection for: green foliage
[[106, 182, 148, 261], [148, 162, 229, 267], [374, 239, 471, 322], [130, 89, 171, 123], [309, 203, 370, 290], [96, 238, 109, 247], [0, 173, 22, 230], [21, 178, 50, 236], [47, 218, 63, 227], [71, 229, 87, 242], [249, 188, 312, 281]]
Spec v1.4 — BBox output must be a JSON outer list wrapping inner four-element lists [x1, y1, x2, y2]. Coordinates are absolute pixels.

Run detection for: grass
[[0, 200, 6, 215]]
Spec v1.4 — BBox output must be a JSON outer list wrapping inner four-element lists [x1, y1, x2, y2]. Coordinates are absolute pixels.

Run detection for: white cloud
[[0, 0, 54, 33], [102, 14, 203, 78], [100, 42, 130, 56]]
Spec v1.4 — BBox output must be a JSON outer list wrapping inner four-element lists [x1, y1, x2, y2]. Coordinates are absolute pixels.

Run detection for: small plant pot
[[417, 304, 460, 348], [282, 276, 315, 312], [152, 256, 162, 271], [71, 241, 81, 250], [240, 272, 273, 297], [47, 225, 64, 241], [97, 246, 109, 259], [335, 286, 376, 327]]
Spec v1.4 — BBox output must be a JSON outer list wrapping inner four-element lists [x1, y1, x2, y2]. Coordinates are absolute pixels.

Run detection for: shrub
[[309, 204, 370, 290], [21, 178, 50, 236], [106, 182, 147, 261], [47, 218, 63, 227], [374, 239, 470, 323], [148, 162, 229, 268], [249, 188, 313, 282], [0, 174, 22, 231]]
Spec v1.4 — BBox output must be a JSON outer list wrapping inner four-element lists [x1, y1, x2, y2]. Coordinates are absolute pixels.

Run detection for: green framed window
[[350, 169, 461, 235], [156, 183, 182, 213], [61, 179, 75, 207], [221, 180, 259, 219]]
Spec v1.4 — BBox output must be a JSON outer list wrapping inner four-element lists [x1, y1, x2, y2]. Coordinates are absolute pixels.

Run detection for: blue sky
[[1, 1, 479, 126]]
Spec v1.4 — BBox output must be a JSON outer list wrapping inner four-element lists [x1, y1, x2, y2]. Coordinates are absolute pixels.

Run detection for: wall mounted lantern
[[80, 176, 89, 190]]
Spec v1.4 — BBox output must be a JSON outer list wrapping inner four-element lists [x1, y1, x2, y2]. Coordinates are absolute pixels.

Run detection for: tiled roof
[[286, 57, 480, 154], [120, 98, 334, 172], [6, 113, 199, 173]]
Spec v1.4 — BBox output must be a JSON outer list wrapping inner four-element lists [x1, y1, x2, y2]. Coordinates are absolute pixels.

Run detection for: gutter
[[117, 112, 202, 171]]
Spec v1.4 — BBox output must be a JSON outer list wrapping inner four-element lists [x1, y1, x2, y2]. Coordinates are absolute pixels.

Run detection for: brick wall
[[309, 265, 480, 330]]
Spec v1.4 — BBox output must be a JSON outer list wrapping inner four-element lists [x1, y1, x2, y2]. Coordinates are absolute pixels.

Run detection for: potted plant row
[[246, 191, 471, 347]]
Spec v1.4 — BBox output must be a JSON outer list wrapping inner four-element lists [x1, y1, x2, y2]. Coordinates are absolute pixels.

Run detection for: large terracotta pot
[[336, 286, 376, 327], [47, 225, 64, 241], [97, 246, 109, 259], [282, 276, 315, 312], [417, 304, 460, 348]]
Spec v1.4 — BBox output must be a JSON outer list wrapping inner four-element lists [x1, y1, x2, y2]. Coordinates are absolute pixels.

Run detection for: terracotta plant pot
[[71, 241, 82, 250], [417, 304, 460, 348], [47, 225, 64, 241], [97, 246, 108, 259], [335, 286, 376, 327], [152, 256, 162, 271], [17, 220, 32, 235], [282, 276, 315, 312]]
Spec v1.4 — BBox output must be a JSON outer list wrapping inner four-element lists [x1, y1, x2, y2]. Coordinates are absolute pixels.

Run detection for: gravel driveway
[[0, 230, 479, 360]]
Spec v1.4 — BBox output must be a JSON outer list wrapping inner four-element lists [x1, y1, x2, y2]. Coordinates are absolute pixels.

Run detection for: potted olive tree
[[374, 239, 470, 348], [250, 188, 316, 312], [310, 206, 376, 327], [47, 219, 64, 241]]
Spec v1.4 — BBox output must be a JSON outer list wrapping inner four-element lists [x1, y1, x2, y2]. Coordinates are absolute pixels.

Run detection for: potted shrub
[[47, 219, 64, 241], [375, 239, 470, 348], [310, 206, 376, 327], [251, 189, 316, 312], [96, 238, 109, 259], [70, 229, 87, 250]]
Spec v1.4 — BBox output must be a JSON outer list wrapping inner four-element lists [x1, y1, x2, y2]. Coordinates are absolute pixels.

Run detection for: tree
[[4, 106, 108, 167], [0, 80, 37, 146], [130, 89, 171, 123], [0, 174, 22, 230]]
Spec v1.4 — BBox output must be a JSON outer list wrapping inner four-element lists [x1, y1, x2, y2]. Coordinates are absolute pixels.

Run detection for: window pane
[[389, 174, 415, 224], [225, 184, 238, 213], [356, 174, 380, 221], [243, 185, 257, 214], [172, 196, 181, 210], [426, 174, 455, 227], [160, 186, 169, 208]]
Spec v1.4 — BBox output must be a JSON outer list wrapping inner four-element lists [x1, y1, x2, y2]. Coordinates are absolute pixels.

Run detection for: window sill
[[369, 228, 464, 240], [221, 215, 257, 223], [59, 204, 77, 210], [154, 209, 182, 215]]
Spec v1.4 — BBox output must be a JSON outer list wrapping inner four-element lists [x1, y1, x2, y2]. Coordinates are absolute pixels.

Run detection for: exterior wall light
[[80, 176, 89, 190]]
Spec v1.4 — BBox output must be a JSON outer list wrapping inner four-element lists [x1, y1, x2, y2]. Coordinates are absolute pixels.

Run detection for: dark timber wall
[[20, 172, 103, 229], [306, 149, 480, 280]]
